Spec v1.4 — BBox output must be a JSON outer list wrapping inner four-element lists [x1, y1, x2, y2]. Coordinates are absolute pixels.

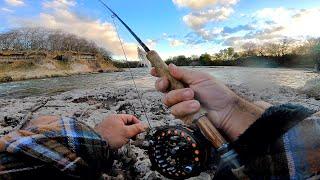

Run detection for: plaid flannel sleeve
[[0, 117, 112, 179], [231, 104, 320, 179]]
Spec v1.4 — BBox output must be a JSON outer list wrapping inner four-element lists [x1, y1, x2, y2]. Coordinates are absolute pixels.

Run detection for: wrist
[[223, 96, 264, 141]]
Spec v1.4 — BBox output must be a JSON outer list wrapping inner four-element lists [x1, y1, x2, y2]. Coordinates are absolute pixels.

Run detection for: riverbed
[[0, 66, 320, 179]]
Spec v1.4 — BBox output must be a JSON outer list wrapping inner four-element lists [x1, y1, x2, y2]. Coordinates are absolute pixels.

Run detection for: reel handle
[[146, 50, 227, 149]]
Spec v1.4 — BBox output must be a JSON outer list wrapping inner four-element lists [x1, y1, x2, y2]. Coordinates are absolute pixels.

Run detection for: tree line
[[166, 38, 320, 69], [0, 27, 111, 59], [1, 28, 319, 70]]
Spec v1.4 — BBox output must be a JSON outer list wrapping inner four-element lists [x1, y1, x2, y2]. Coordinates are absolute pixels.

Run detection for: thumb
[[125, 123, 147, 138], [168, 64, 203, 84]]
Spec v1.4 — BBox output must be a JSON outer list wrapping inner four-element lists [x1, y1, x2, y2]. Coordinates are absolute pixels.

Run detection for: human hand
[[151, 64, 263, 140], [94, 114, 147, 149]]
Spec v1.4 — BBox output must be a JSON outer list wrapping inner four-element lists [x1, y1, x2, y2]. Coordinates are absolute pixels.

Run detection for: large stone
[[300, 78, 320, 100]]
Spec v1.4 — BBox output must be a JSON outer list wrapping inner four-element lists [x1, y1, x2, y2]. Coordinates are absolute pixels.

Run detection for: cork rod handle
[[146, 50, 184, 90], [146, 50, 226, 148]]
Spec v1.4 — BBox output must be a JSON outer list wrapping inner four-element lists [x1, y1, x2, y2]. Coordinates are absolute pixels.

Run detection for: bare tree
[[241, 42, 256, 56], [0, 27, 110, 57]]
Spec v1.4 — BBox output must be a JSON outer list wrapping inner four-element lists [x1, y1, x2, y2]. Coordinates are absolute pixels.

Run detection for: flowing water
[[0, 67, 319, 99]]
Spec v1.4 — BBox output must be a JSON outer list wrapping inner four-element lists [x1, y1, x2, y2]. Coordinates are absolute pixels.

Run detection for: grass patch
[[55, 61, 71, 70]]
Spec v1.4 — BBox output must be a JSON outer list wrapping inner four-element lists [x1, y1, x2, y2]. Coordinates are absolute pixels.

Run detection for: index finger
[[119, 114, 141, 125]]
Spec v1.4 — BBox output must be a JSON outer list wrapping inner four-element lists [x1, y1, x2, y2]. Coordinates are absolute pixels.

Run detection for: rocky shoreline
[[0, 81, 320, 179]]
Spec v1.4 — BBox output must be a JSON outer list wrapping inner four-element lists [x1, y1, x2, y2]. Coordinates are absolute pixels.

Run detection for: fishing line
[[111, 16, 152, 128]]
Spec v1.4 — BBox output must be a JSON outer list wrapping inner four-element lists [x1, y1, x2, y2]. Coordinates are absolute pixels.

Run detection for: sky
[[1, 0, 320, 60]]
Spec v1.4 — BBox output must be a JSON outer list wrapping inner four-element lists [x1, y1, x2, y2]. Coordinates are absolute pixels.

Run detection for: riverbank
[[0, 51, 119, 83], [0, 68, 124, 84], [1, 79, 320, 179]]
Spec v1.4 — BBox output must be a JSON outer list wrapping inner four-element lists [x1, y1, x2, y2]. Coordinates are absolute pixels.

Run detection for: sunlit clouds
[[5, 0, 24, 6], [173, 0, 239, 43], [169, 39, 184, 47], [172, 0, 238, 10], [172, 0, 320, 52], [224, 8, 320, 48], [183, 7, 234, 29], [12, 0, 138, 59], [1, 7, 14, 13], [42, 0, 76, 9]]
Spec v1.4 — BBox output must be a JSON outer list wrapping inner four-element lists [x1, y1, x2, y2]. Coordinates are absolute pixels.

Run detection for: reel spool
[[148, 125, 213, 179]]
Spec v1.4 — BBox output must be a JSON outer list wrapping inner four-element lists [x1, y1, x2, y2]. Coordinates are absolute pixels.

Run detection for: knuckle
[[124, 128, 130, 135], [171, 106, 183, 116], [137, 125, 144, 132]]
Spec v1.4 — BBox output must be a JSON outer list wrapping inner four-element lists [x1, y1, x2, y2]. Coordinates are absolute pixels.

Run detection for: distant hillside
[[0, 28, 119, 83]]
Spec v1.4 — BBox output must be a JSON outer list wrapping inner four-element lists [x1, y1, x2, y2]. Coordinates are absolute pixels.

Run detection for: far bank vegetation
[[166, 38, 320, 71], [0, 28, 118, 83]]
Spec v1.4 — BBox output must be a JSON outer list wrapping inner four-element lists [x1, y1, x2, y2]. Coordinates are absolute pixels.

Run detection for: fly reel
[[148, 125, 214, 179]]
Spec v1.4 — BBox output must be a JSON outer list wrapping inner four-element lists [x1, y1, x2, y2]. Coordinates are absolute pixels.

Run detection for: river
[[0, 67, 319, 99]]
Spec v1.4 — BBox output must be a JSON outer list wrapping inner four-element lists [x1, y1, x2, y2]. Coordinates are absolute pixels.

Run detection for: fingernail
[[169, 64, 177, 70], [190, 101, 199, 109], [163, 94, 169, 105], [183, 89, 192, 97], [143, 123, 149, 130], [159, 78, 165, 87], [140, 123, 148, 130]]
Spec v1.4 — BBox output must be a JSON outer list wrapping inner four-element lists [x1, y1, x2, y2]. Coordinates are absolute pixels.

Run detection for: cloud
[[177, 4, 320, 49], [223, 36, 242, 46], [251, 8, 320, 38], [181, 28, 223, 46], [43, 0, 76, 9], [5, 0, 24, 6], [172, 0, 238, 10], [1, 7, 14, 13], [174, 0, 239, 42], [223, 24, 254, 34], [183, 7, 234, 29], [150, 33, 184, 47], [16, 0, 138, 59], [169, 39, 184, 47], [184, 32, 207, 44], [221, 8, 320, 49], [146, 39, 158, 49], [197, 27, 223, 40]]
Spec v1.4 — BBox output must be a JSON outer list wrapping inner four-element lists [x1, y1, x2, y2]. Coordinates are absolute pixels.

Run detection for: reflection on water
[[201, 67, 319, 88], [0, 67, 319, 99]]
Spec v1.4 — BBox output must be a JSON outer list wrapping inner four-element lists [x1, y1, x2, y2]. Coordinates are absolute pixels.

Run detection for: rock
[[144, 171, 162, 180], [0, 126, 13, 135], [300, 78, 320, 100], [3, 116, 20, 127]]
